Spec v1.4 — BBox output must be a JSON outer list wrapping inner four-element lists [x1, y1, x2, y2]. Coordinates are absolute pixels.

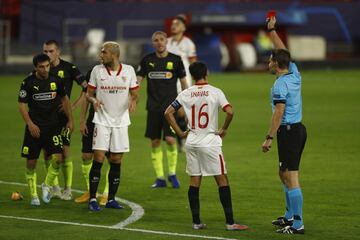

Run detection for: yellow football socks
[[25, 169, 37, 197], [82, 160, 92, 190], [166, 144, 178, 175], [45, 159, 59, 187], [151, 146, 164, 178], [45, 156, 60, 186], [62, 158, 73, 188]]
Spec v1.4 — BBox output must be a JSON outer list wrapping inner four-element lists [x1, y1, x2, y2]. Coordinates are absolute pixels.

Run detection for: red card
[[266, 10, 276, 20]]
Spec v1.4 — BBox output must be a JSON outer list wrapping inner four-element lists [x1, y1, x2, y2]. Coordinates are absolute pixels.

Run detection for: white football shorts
[[92, 124, 130, 153], [185, 145, 227, 176]]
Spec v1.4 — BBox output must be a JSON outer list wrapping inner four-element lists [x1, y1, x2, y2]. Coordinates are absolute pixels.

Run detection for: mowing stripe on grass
[[0, 180, 144, 227]]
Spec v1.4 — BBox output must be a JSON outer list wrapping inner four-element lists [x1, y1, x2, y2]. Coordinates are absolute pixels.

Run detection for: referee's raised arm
[[267, 16, 287, 50]]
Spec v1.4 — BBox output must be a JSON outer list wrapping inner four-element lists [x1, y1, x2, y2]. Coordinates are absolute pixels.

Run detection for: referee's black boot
[[272, 216, 293, 227]]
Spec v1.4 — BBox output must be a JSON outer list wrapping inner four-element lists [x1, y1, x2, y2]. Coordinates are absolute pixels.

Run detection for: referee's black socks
[[188, 186, 201, 224], [219, 186, 235, 225], [108, 163, 121, 201], [89, 161, 103, 199]]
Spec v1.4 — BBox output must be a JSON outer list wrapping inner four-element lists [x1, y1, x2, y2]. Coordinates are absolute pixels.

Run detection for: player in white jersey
[[165, 62, 248, 231], [167, 15, 197, 93], [167, 15, 197, 151], [86, 41, 139, 211]]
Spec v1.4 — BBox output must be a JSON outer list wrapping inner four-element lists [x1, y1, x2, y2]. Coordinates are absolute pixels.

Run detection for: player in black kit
[[137, 31, 188, 188], [19, 53, 73, 205], [42, 40, 87, 200]]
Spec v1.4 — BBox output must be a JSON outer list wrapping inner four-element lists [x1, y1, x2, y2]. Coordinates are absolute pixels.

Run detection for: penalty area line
[[0, 215, 239, 240]]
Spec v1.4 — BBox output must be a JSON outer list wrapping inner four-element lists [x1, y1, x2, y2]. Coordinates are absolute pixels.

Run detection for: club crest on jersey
[[122, 76, 127, 82], [166, 62, 173, 70], [50, 82, 57, 90], [57, 70, 64, 78]]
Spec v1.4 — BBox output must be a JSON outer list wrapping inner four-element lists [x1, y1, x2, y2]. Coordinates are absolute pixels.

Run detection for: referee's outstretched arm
[[267, 16, 287, 50]]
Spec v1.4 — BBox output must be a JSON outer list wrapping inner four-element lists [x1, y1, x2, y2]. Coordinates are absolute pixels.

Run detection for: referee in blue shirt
[[262, 16, 307, 234]]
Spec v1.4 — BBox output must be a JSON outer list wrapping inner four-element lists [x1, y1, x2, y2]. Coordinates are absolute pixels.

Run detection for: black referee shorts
[[277, 122, 307, 171], [145, 111, 176, 140], [82, 121, 94, 153], [21, 125, 63, 160]]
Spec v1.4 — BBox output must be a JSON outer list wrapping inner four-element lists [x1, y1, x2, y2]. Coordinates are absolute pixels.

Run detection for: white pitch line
[[0, 180, 240, 240], [0, 179, 144, 228], [0, 215, 239, 240]]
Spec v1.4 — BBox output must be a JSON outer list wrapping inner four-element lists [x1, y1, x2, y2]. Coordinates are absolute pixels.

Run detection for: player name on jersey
[[191, 90, 209, 97]]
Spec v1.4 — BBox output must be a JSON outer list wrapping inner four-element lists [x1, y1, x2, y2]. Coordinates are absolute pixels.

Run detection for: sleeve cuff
[[130, 85, 139, 90], [273, 99, 286, 105], [88, 84, 96, 90], [222, 103, 232, 112]]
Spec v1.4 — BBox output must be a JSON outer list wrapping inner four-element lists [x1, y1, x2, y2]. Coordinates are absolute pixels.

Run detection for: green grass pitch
[[0, 69, 359, 239]]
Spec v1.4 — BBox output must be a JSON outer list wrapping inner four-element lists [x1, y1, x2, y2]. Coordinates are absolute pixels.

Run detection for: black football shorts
[[277, 122, 307, 171]]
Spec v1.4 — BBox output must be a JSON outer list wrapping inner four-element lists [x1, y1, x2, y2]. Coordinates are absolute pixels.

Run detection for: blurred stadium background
[[1, 0, 360, 73]]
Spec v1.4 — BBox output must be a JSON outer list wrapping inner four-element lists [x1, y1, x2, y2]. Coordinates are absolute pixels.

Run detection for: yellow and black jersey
[[137, 52, 186, 112], [18, 74, 66, 127], [50, 59, 86, 98]]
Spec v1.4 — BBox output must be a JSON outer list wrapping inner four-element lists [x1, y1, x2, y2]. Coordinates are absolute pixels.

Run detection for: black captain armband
[[267, 28, 276, 32], [171, 100, 182, 111]]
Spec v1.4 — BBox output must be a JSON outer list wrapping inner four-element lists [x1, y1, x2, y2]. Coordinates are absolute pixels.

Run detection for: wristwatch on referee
[[265, 134, 273, 140]]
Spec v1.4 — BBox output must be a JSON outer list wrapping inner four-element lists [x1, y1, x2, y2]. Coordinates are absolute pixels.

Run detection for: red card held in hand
[[266, 10, 276, 21]]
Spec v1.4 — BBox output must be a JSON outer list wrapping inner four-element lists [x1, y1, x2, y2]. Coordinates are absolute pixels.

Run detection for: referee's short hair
[[33, 53, 50, 67], [271, 49, 291, 69], [189, 61, 207, 81]]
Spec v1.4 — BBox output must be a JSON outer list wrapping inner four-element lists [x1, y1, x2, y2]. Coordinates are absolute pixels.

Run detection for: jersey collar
[[195, 82, 208, 86], [105, 64, 122, 76]]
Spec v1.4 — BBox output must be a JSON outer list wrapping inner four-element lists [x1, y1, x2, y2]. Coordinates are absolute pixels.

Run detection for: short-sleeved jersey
[[167, 36, 196, 71], [172, 83, 231, 147], [18, 73, 66, 127], [167, 36, 197, 93], [271, 62, 302, 125], [88, 64, 139, 127], [50, 59, 86, 98], [137, 52, 186, 112]]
